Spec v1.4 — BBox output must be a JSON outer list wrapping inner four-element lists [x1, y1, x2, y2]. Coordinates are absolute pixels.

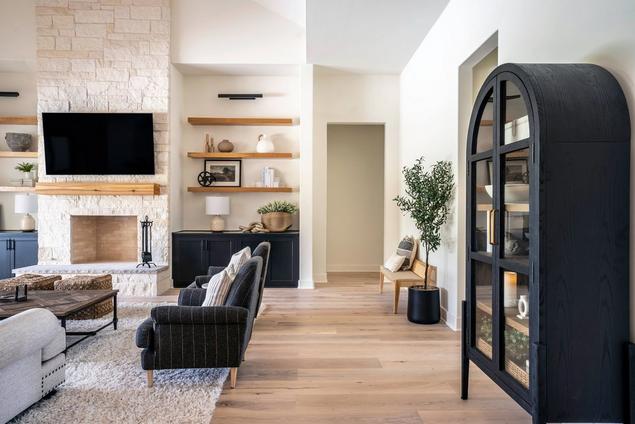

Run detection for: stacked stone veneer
[[35, 0, 170, 266]]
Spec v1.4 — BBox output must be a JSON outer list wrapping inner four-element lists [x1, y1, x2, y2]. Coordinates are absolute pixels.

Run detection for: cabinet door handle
[[487, 209, 498, 245]]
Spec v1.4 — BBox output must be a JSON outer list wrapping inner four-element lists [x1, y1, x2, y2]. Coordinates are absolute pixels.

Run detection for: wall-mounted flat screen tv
[[42, 112, 155, 175]]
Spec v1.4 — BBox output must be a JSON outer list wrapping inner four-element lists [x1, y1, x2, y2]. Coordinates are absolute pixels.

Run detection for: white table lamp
[[206, 196, 230, 232], [15, 193, 37, 232]]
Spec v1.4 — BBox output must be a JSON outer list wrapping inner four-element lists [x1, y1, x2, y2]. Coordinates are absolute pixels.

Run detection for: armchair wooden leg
[[379, 273, 384, 293], [230, 367, 238, 389], [147, 370, 154, 388]]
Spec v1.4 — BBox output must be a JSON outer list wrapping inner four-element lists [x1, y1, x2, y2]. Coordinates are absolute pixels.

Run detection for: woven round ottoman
[[0, 274, 61, 291], [54, 274, 113, 320]]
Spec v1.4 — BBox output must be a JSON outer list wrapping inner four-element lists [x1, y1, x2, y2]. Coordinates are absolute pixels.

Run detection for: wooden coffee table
[[0, 289, 118, 351]]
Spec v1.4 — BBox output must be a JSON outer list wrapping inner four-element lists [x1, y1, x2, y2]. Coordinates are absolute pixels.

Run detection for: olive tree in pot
[[394, 157, 454, 324]]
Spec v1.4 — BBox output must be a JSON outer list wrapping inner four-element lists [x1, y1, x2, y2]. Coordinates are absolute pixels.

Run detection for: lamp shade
[[205, 196, 230, 216], [14, 193, 37, 214]]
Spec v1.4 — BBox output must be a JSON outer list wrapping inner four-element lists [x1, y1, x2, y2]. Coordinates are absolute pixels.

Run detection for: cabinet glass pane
[[474, 159, 494, 255], [473, 261, 493, 359], [504, 81, 530, 144], [475, 90, 494, 153], [502, 148, 530, 266], [501, 270, 530, 388]]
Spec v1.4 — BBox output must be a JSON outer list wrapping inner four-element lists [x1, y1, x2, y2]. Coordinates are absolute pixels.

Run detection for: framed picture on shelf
[[204, 160, 241, 187], [487, 158, 529, 185]]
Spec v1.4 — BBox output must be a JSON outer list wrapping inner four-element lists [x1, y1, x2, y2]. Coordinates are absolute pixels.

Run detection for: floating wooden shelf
[[187, 152, 296, 159], [36, 182, 161, 196], [0, 151, 38, 158], [187, 117, 295, 126], [0, 116, 37, 125], [477, 203, 529, 213], [0, 186, 36, 193], [187, 186, 295, 193]]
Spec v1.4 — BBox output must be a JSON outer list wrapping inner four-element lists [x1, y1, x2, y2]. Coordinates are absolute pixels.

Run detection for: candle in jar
[[503, 271, 518, 308]]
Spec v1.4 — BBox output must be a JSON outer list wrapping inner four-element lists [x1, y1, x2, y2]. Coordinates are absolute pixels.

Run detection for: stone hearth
[[13, 263, 170, 297]]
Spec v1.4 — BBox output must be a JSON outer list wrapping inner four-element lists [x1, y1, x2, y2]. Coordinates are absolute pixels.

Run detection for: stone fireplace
[[26, 0, 173, 296], [70, 216, 138, 264]]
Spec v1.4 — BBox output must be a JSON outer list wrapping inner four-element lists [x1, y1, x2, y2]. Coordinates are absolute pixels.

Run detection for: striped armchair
[[188, 241, 271, 316], [135, 256, 263, 389]]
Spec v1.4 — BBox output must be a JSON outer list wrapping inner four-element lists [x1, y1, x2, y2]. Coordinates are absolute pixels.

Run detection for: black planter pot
[[407, 286, 440, 324]]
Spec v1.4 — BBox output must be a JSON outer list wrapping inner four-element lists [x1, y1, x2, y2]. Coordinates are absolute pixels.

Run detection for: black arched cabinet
[[461, 64, 630, 423]]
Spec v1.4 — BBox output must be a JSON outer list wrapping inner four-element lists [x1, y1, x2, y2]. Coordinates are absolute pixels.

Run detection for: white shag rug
[[11, 303, 228, 424]]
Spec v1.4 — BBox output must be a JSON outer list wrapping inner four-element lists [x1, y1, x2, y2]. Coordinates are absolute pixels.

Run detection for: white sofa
[[0, 308, 66, 423]]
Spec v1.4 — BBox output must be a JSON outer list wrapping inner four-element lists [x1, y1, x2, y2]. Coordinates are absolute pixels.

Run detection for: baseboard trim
[[313, 273, 328, 283], [298, 279, 315, 289], [326, 265, 379, 273]]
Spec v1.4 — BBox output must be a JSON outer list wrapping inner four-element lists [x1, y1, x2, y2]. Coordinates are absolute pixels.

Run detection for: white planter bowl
[[484, 183, 529, 203]]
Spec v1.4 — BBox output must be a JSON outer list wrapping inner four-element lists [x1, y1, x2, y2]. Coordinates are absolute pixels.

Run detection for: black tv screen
[[43, 113, 155, 175]]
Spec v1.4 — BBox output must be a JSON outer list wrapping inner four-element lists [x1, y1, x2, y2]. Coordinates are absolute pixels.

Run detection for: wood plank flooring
[[146, 273, 531, 423]]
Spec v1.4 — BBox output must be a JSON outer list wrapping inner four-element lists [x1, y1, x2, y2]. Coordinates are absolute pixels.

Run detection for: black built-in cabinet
[[462, 64, 630, 423], [172, 230, 299, 288], [0, 231, 38, 279]]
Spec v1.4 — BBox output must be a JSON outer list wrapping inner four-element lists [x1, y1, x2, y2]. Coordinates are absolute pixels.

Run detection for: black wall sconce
[[0, 92, 19, 97], [218, 93, 263, 100]]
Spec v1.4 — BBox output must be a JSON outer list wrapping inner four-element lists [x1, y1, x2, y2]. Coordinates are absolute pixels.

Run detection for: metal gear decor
[[197, 171, 215, 187]]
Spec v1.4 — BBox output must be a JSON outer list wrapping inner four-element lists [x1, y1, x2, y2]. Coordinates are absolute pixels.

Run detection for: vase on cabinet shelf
[[256, 134, 274, 153], [461, 63, 630, 424]]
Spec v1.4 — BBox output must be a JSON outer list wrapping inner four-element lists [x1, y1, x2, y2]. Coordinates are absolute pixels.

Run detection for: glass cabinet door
[[469, 83, 497, 363], [469, 76, 532, 391], [499, 79, 531, 389]]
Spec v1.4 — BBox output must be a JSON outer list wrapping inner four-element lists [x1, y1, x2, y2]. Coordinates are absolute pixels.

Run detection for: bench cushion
[[380, 266, 423, 282]]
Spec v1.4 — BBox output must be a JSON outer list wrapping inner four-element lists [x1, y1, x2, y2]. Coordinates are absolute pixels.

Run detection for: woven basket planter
[[261, 212, 292, 232], [0, 274, 61, 291], [54, 274, 113, 320]]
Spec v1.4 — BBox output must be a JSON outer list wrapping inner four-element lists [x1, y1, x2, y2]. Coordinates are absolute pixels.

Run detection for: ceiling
[[306, 0, 449, 74]]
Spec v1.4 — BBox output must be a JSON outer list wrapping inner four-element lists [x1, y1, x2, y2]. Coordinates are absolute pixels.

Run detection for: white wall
[[399, 0, 635, 331], [0, 0, 36, 71], [313, 70, 400, 282], [327, 124, 384, 272], [178, 73, 300, 231], [171, 0, 304, 65]]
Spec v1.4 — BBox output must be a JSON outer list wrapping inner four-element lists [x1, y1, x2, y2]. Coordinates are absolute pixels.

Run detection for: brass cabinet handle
[[487, 208, 497, 245]]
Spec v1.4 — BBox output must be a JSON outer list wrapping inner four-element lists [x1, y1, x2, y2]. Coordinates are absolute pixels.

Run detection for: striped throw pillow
[[201, 269, 234, 306], [227, 247, 251, 279], [396, 236, 418, 270]]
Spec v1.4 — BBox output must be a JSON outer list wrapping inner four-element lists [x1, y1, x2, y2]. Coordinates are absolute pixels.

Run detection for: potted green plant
[[257, 201, 298, 232], [394, 157, 454, 324], [15, 162, 37, 183]]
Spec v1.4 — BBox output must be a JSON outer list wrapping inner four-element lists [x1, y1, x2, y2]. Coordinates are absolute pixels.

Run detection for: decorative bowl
[[261, 212, 292, 232], [5, 133, 32, 152], [484, 183, 529, 203]]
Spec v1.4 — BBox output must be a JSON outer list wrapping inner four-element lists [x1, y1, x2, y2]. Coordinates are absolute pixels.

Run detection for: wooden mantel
[[35, 182, 161, 196]]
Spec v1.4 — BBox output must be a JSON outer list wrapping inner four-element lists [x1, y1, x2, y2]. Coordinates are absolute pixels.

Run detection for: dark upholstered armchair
[[135, 256, 263, 389], [188, 242, 271, 316]]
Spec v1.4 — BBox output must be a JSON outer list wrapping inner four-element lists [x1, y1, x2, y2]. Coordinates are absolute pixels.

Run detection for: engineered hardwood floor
[[145, 272, 531, 423]]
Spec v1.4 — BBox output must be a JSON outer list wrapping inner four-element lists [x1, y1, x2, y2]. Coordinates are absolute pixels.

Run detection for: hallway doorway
[[326, 124, 385, 273]]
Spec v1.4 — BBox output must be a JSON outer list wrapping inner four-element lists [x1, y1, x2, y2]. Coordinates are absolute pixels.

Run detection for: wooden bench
[[379, 259, 437, 314]]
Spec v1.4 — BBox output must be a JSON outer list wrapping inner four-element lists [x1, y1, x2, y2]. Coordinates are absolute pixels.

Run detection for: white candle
[[503, 271, 518, 308]]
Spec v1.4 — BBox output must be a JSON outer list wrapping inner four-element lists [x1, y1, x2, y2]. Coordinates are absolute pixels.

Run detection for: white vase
[[256, 134, 275, 153], [518, 295, 529, 319]]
